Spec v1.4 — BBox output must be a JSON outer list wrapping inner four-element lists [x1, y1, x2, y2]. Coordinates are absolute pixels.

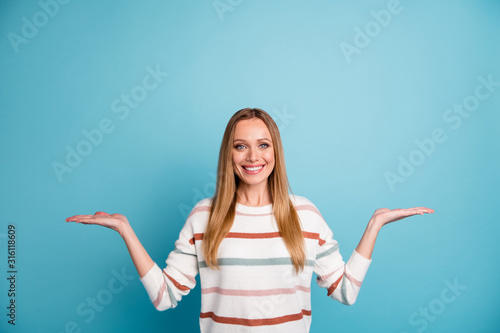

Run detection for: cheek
[[232, 153, 241, 172], [265, 151, 275, 166]]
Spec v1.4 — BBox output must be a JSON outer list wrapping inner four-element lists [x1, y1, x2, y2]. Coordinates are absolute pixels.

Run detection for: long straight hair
[[202, 108, 306, 273]]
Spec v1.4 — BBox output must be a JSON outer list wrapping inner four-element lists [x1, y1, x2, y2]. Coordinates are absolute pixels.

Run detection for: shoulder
[[194, 197, 213, 208], [288, 194, 333, 235], [289, 194, 324, 220], [289, 194, 315, 207], [289, 194, 321, 214], [182, 198, 212, 231], [188, 197, 212, 218]]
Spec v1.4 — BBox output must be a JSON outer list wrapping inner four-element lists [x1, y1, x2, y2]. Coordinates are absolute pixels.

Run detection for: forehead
[[233, 118, 271, 140]]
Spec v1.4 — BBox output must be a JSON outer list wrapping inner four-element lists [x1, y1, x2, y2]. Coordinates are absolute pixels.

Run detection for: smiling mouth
[[242, 165, 264, 174]]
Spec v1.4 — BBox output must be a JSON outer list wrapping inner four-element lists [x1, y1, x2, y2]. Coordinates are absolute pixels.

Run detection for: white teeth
[[244, 166, 263, 171]]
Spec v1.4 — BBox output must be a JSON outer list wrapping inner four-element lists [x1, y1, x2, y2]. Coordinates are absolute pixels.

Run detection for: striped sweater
[[140, 195, 372, 332]]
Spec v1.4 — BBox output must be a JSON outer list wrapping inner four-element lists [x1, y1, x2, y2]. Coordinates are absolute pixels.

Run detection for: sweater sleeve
[[139, 217, 199, 311], [313, 222, 372, 305]]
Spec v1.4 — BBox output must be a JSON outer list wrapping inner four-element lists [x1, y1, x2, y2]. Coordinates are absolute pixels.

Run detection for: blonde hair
[[202, 108, 306, 273]]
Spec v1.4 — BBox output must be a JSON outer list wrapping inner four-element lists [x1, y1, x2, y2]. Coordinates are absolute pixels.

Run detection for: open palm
[[65, 212, 129, 235], [371, 207, 434, 228]]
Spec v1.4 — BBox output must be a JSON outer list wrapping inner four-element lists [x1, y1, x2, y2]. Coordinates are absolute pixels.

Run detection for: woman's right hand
[[66, 212, 155, 279], [65, 212, 130, 236]]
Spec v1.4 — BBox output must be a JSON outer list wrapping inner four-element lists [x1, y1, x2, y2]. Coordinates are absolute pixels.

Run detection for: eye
[[259, 143, 269, 149], [234, 144, 246, 150]]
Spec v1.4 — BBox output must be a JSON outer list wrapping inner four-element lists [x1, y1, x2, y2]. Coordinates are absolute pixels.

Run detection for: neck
[[236, 182, 271, 207]]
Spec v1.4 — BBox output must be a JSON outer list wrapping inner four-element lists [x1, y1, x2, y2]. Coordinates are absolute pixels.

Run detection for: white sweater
[[140, 195, 372, 332]]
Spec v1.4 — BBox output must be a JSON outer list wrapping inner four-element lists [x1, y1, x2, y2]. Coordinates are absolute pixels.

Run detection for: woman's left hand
[[370, 207, 434, 229]]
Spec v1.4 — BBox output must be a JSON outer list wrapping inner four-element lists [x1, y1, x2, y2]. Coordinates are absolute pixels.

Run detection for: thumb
[[95, 211, 110, 216]]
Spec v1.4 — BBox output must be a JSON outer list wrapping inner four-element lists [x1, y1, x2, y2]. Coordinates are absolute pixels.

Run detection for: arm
[[119, 223, 155, 278], [315, 206, 434, 305], [66, 211, 198, 310]]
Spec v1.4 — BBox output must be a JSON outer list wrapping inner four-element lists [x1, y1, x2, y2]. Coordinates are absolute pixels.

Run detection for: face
[[232, 118, 275, 188]]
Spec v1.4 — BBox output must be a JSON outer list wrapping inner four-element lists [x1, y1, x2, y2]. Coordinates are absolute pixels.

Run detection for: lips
[[242, 165, 264, 174]]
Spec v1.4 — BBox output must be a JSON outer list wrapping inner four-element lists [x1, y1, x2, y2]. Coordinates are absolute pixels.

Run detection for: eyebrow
[[233, 138, 272, 143]]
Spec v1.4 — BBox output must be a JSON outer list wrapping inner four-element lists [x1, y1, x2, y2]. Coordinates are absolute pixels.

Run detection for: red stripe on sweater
[[166, 273, 190, 291], [186, 204, 323, 219], [327, 273, 344, 297], [200, 309, 312, 327], [190, 232, 325, 245]]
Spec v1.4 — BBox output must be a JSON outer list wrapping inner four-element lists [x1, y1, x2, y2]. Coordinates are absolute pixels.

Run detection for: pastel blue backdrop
[[1, 1, 499, 332]]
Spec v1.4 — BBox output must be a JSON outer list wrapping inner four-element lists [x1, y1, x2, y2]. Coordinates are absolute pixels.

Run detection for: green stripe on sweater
[[198, 257, 315, 268], [315, 244, 339, 260]]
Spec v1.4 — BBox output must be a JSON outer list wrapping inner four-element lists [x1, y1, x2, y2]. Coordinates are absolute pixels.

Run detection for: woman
[[66, 108, 434, 332]]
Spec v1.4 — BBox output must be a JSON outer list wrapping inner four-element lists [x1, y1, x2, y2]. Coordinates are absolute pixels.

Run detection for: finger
[[397, 208, 433, 218], [73, 217, 105, 225], [65, 215, 95, 222], [387, 210, 423, 220], [405, 207, 431, 213], [390, 212, 424, 222], [408, 207, 434, 213], [413, 208, 434, 214]]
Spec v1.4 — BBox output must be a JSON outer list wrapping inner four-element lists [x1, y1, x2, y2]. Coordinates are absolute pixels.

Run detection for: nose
[[246, 147, 259, 162]]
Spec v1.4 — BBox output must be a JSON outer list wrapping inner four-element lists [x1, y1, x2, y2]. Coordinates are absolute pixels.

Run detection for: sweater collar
[[235, 201, 273, 215]]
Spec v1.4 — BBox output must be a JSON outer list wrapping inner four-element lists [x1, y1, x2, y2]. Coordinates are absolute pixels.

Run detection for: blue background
[[1, 1, 499, 332]]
